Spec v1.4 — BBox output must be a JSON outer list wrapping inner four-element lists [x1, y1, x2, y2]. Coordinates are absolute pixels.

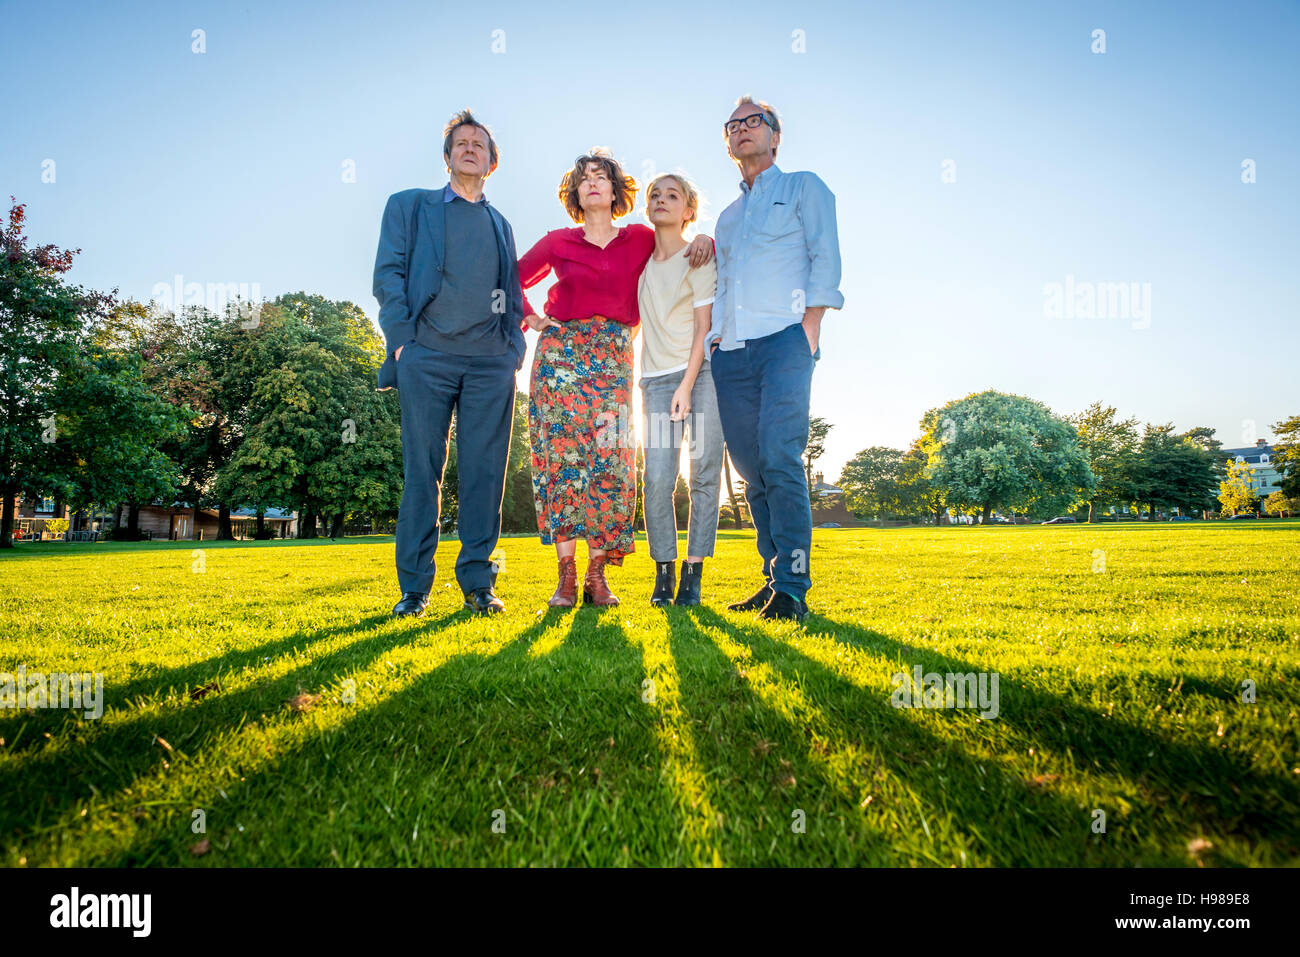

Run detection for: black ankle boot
[[651, 561, 676, 607], [675, 561, 703, 606]]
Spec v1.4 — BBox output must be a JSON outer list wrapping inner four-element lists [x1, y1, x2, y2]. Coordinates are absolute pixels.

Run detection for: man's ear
[[770, 130, 781, 154]]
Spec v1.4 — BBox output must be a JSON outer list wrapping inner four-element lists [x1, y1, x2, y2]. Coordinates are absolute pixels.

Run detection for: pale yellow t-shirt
[[637, 255, 717, 378]]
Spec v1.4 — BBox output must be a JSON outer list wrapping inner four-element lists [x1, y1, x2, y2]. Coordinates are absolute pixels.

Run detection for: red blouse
[[517, 223, 655, 328]]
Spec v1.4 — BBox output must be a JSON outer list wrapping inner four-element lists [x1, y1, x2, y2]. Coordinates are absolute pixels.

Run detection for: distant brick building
[[6, 496, 295, 541], [810, 472, 867, 527]]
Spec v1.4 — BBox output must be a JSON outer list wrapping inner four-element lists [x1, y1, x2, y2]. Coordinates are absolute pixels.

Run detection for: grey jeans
[[640, 363, 725, 561]]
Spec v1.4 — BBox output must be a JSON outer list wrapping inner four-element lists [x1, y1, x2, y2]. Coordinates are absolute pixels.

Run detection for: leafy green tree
[[1178, 426, 1223, 456], [1126, 424, 1220, 518], [919, 390, 1095, 524], [804, 417, 832, 494], [90, 299, 246, 538], [899, 441, 944, 524], [215, 293, 401, 538], [47, 343, 188, 528], [502, 392, 536, 533], [1068, 402, 1139, 522], [909, 413, 952, 524], [142, 303, 247, 539], [1272, 415, 1300, 499], [1, 198, 115, 546], [840, 446, 910, 520], [1178, 424, 1227, 492]]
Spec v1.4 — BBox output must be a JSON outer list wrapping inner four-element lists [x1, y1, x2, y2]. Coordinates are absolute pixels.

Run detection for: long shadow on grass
[[679, 607, 1107, 866], [0, 611, 401, 752], [663, 610, 935, 865], [810, 612, 1300, 857], [0, 610, 461, 838], [96, 609, 691, 866], [2, 609, 401, 733]]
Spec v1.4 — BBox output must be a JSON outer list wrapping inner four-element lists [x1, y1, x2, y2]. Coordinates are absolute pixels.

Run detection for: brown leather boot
[[583, 553, 620, 606], [548, 555, 577, 607]]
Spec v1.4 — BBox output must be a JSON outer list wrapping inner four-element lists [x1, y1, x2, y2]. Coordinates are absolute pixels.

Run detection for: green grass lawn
[[1, 523, 1297, 867]]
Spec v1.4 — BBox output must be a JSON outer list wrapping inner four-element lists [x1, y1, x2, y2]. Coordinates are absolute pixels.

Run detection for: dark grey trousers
[[394, 341, 516, 595]]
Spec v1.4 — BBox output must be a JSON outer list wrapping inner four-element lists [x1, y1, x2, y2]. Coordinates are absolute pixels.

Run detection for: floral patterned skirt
[[528, 316, 636, 564]]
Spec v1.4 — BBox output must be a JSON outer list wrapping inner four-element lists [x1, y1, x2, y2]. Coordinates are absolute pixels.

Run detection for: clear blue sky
[[4, 0, 1297, 479]]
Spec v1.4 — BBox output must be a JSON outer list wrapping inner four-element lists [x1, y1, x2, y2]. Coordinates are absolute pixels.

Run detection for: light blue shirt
[[708, 164, 844, 351]]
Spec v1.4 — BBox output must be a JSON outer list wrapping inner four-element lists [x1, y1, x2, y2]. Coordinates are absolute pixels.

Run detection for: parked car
[[1041, 517, 1077, 525], [815, 522, 842, 529], [1168, 516, 1195, 522], [1227, 514, 1257, 520]]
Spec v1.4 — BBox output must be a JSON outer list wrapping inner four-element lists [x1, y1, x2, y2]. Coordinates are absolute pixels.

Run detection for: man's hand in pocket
[[801, 307, 825, 356]]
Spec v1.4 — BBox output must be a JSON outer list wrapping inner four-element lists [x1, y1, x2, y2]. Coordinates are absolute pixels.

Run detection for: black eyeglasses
[[724, 112, 775, 136]]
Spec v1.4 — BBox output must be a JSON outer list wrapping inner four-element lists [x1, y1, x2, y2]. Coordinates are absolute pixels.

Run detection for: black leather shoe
[[392, 592, 429, 618], [757, 590, 808, 623], [650, 561, 676, 607], [727, 581, 774, 612], [674, 561, 703, 606], [464, 587, 505, 615]]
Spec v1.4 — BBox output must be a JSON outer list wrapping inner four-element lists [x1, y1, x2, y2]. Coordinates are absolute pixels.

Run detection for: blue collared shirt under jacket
[[444, 187, 486, 204], [708, 163, 844, 351]]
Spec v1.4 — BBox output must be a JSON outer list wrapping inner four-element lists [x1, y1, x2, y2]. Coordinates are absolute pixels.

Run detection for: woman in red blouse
[[518, 149, 713, 607]]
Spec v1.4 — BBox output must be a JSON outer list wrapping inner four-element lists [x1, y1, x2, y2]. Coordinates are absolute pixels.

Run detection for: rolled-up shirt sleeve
[[707, 250, 728, 345], [798, 174, 845, 311]]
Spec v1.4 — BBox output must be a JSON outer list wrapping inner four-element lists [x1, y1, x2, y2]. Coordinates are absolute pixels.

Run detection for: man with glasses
[[708, 96, 844, 622]]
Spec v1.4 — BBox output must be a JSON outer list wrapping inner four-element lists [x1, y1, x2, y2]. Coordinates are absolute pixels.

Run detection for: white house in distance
[[1220, 439, 1284, 501]]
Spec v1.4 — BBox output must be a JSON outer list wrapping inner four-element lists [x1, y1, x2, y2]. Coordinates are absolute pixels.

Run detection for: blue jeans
[[710, 322, 817, 602], [640, 363, 725, 561]]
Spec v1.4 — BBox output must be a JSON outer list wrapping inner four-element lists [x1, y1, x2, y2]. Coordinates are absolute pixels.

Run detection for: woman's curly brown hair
[[558, 148, 637, 223]]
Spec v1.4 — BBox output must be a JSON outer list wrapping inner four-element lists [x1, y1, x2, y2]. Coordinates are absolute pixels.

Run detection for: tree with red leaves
[[0, 198, 108, 544], [0, 197, 185, 546]]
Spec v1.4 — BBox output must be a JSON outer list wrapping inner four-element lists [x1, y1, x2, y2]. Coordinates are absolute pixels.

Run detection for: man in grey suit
[[373, 109, 526, 617]]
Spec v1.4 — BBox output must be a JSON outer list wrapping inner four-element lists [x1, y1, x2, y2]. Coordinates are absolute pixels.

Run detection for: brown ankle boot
[[548, 555, 577, 607], [583, 554, 620, 606]]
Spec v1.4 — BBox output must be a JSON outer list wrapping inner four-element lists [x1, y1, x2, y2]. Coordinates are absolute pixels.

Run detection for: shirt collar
[[740, 163, 782, 195], [444, 183, 488, 205]]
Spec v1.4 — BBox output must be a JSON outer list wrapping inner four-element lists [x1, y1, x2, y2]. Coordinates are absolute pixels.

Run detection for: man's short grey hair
[[442, 108, 499, 172], [733, 95, 781, 158]]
